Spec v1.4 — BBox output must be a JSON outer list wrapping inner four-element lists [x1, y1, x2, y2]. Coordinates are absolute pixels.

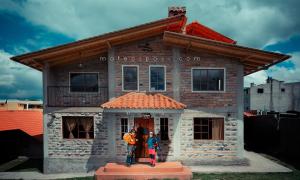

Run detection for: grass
[[58, 171, 300, 180], [193, 170, 300, 180]]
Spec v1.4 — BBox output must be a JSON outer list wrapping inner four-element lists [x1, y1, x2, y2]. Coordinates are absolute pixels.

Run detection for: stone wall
[[44, 110, 113, 173]]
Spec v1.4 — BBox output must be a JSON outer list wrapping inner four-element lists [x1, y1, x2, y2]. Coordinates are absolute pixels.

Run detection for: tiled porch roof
[[101, 92, 186, 109]]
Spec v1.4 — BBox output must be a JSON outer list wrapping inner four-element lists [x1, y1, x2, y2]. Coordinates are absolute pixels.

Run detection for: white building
[[244, 77, 300, 113]]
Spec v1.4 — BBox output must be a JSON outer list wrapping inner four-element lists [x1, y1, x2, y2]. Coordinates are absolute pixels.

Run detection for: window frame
[[122, 65, 139, 92], [191, 67, 226, 93], [69, 72, 100, 93], [257, 88, 264, 94], [62, 116, 95, 140], [160, 117, 169, 141], [149, 65, 167, 92], [193, 117, 225, 141], [120, 117, 129, 139]]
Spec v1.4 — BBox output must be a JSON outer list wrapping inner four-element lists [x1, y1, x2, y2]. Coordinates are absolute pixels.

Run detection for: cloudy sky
[[0, 0, 299, 99]]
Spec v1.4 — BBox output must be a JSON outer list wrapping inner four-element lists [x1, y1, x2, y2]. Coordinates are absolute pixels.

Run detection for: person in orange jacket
[[123, 129, 137, 166]]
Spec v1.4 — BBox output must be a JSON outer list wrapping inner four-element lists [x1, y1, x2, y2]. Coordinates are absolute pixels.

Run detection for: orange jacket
[[123, 133, 136, 145]]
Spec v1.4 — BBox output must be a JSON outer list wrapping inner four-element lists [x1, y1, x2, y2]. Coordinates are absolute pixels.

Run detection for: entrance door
[[134, 117, 154, 159]]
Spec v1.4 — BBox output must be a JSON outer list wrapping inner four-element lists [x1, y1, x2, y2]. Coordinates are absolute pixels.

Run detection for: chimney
[[168, 6, 186, 17]]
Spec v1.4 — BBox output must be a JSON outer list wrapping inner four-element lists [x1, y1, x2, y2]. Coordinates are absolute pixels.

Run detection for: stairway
[[95, 161, 192, 180]]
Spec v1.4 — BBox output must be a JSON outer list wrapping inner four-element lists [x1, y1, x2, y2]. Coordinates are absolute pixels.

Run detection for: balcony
[[47, 86, 108, 107]]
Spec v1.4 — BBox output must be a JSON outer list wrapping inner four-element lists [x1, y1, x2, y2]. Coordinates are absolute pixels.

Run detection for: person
[[147, 131, 158, 167], [123, 129, 137, 167]]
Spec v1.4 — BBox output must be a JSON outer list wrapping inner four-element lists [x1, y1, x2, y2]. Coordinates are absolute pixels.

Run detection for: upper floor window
[[150, 66, 166, 91], [122, 66, 138, 91], [192, 68, 225, 92], [194, 118, 224, 140], [257, 88, 264, 94], [70, 73, 98, 92]]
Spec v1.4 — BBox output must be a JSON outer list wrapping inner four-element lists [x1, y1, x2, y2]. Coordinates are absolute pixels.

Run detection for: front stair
[[95, 161, 192, 180]]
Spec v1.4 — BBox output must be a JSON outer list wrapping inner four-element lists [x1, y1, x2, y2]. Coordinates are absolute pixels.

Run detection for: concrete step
[[95, 162, 192, 180]]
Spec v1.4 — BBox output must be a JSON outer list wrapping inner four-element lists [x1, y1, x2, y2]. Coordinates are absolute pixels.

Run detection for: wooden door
[[134, 117, 154, 158]]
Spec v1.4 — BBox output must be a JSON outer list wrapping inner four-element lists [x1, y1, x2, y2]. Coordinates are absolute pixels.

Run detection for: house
[[0, 100, 43, 111], [244, 77, 300, 112], [10, 7, 290, 173], [0, 110, 43, 163]]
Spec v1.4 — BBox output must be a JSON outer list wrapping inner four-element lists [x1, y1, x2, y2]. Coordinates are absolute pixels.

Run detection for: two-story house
[[11, 7, 290, 173]]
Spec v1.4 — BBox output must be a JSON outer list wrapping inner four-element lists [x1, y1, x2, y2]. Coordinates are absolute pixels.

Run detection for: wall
[[44, 110, 114, 173]]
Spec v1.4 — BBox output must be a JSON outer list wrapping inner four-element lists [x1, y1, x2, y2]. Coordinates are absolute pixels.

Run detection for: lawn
[[59, 171, 300, 180]]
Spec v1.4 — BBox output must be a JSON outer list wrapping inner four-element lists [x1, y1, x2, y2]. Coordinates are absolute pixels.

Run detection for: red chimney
[[168, 6, 186, 17]]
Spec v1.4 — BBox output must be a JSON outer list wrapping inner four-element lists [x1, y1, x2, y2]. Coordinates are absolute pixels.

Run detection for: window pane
[[150, 67, 165, 91], [160, 118, 169, 140], [192, 69, 224, 91], [70, 73, 98, 92], [123, 67, 138, 90]]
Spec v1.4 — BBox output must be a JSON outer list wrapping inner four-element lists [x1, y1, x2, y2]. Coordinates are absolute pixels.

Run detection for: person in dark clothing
[[147, 131, 158, 167]]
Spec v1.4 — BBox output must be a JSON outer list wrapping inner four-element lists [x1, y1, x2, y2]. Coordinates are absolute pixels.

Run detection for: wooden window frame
[[149, 65, 166, 92], [193, 117, 224, 140]]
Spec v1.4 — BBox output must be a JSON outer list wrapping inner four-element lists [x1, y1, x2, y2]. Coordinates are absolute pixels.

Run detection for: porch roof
[[101, 92, 186, 110]]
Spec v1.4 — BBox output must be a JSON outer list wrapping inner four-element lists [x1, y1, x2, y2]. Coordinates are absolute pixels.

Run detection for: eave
[[163, 31, 291, 76], [11, 15, 187, 71]]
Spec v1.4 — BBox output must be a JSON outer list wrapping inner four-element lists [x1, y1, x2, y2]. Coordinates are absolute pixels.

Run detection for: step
[[95, 162, 193, 180], [104, 162, 183, 173]]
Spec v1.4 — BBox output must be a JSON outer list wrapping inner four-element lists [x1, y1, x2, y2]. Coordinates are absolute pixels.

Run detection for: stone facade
[[43, 35, 246, 173]]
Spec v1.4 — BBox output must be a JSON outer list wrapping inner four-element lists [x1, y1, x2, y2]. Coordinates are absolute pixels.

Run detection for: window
[[121, 118, 128, 139], [70, 73, 98, 92], [62, 116, 94, 139], [160, 118, 169, 140], [192, 68, 225, 92], [122, 66, 138, 91], [257, 88, 264, 94], [150, 66, 166, 91], [281, 88, 285, 92], [194, 118, 224, 140]]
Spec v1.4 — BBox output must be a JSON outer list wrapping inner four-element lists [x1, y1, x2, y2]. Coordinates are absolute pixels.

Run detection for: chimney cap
[[168, 6, 186, 17]]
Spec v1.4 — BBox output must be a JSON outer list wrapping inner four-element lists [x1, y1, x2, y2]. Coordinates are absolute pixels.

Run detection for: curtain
[[65, 118, 77, 139], [212, 118, 224, 140], [81, 118, 93, 139]]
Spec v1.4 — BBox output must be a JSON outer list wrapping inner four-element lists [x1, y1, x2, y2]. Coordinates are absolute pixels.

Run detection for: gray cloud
[[0, 50, 42, 99]]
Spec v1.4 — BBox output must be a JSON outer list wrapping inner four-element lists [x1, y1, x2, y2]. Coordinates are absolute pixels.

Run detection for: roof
[[10, 12, 290, 76], [11, 15, 187, 70], [0, 110, 43, 138], [163, 31, 290, 75], [101, 92, 186, 109], [185, 21, 236, 44]]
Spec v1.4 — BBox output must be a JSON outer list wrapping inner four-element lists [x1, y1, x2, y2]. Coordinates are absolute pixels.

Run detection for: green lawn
[[59, 170, 300, 180]]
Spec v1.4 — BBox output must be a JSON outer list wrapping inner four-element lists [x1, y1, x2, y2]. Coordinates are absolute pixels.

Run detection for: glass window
[[62, 116, 94, 139], [257, 88, 264, 93], [160, 118, 169, 140], [121, 118, 128, 139], [70, 73, 98, 92], [192, 69, 224, 91], [150, 66, 165, 91], [123, 66, 138, 91], [194, 118, 224, 140]]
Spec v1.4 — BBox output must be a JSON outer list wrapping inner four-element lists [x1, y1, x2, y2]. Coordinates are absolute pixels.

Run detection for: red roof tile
[[0, 110, 43, 137], [185, 21, 236, 44], [244, 111, 256, 117], [101, 92, 186, 109]]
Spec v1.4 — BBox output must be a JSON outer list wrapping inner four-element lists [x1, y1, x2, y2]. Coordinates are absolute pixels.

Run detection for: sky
[[0, 0, 299, 99]]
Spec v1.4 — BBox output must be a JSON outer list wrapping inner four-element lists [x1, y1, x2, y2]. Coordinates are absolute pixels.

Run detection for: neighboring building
[[0, 100, 43, 111], [11, 7, 290, 173], [0, 110, 43, 163], [244, 77, 300, 113]]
